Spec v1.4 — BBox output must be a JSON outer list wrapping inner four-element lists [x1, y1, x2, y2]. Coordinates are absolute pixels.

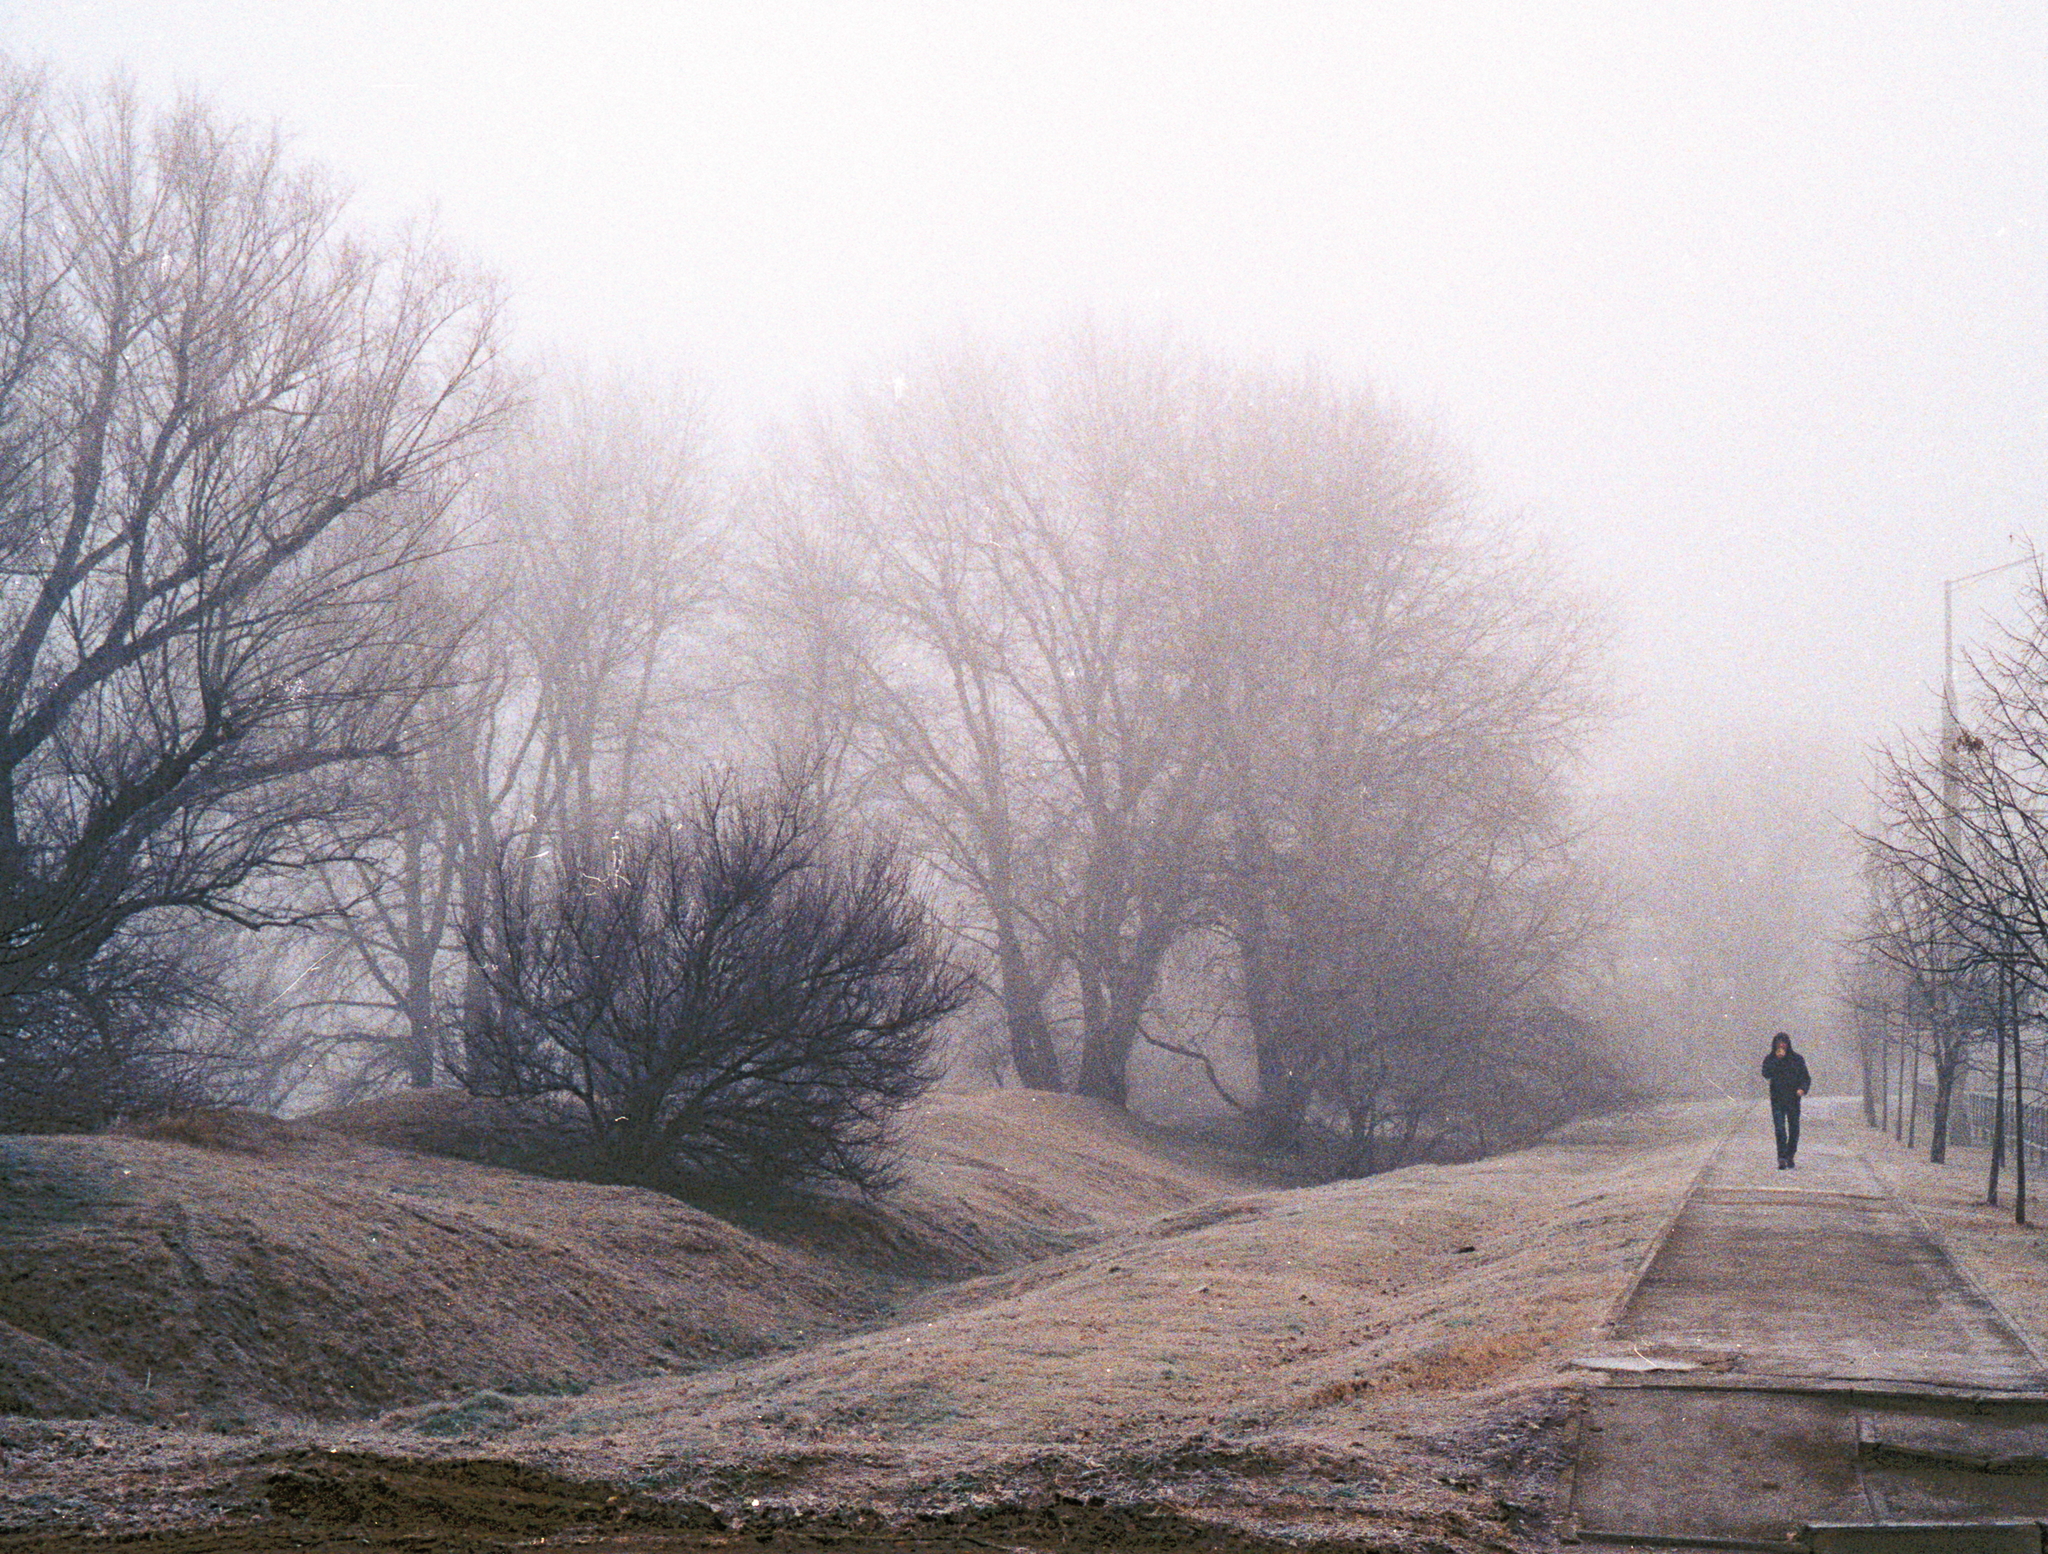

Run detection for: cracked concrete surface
[[1571, 1098, 2048, 1548]]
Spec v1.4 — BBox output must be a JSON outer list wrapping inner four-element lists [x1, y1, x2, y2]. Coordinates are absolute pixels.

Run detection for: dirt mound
[[480, 1103, 1738, 1480], [0, 1088, 1273, 1429], [0, 1100, 1744, 1551], [0, 1129, 861, 1423], [903, 1091, 1278, 1222], [117, 1110, 332, 1159], [304, 1089, 569, 1168], [0, 1445, 1432, 1552], [308, 1087, 1278, 1283], [737, 1091, 1282, 1278]]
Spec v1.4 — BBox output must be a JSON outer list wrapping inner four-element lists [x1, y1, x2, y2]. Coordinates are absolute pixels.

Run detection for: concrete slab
[[1609, 1107, 2046, 1391], [1572, 1386, 1870, 1544], [1570, 1103, 2048, 1545], [1803, 1525, 2042, 1554], [1860, 1410, 2048, 1474], [1859, 1399, 2048, 1523]]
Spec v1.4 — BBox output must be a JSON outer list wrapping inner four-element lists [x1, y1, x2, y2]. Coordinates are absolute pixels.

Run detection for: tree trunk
[[1878, 1033, 1891, 1133], [1908, 1036, 1920, 1149], [399, 825, 437, 1088], [1930, 1046, 1958, 1164], [400, 976, 437, 1088], [1072, 965, 1132, 1108], [1227, 819, 1317, 1150], [1072, 916, 1179, 1111], [1250, 1025, 1315, 1152], [1990, 967, 2008, 1207], [1073, 1024, 1130, 1108], [1895, 1032, 1907, 1140], [1238, 924, 1314, 1149], [994, 923, 1062, 1091], [2015, 1024, 2027, 1227]]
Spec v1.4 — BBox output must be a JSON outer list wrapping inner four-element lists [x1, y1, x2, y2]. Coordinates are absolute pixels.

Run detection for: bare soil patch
[[0, 1095, 1743, 1552], [0, 1449, 1427, 1553]]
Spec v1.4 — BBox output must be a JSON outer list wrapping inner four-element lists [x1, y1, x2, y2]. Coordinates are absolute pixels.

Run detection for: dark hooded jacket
[[1761, 1044, 1811, 1109]]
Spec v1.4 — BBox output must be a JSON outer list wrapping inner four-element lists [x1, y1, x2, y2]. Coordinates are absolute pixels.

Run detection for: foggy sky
[[8, 1, 2047, 799]]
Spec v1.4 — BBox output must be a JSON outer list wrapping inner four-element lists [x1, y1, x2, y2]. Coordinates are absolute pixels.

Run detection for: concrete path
[[1569, 1098, 2048, 1549]]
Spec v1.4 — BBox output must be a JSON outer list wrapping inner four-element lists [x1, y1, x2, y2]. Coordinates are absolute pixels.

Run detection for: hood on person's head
[[1771, 1033, 1792, 1056]]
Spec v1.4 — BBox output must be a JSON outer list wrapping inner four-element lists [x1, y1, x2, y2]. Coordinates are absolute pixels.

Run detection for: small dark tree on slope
[[455, 772, 971, 1194]]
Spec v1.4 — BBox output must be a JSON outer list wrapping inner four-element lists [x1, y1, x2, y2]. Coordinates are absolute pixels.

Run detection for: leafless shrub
[[453, 769, 971, 1194]]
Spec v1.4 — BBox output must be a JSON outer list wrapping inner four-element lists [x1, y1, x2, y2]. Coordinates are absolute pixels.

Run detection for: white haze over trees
[[1598, 731, 1861, 1098], [1860, 573, 2048, 1184], [2, 4, 2035, 1183], [0, 67, 506, 1127], [0, 66, 1642, 1183], [753, 335, 1612, 1166]]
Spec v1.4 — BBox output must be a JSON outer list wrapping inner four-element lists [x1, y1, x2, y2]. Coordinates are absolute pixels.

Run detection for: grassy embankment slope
[[0, 1089, 1742, 1540]]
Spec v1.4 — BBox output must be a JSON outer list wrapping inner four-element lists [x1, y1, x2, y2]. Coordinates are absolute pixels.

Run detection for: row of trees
[[757, 338, 1614, 1167], [0, 65, 1623, 1189], [1858, 570, 2048, 1218]]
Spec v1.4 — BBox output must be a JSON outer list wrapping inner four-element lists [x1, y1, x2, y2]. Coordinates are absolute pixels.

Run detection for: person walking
[[1762, 1031, 1811, 1169]]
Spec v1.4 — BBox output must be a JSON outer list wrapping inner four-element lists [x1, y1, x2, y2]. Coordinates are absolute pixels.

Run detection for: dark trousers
[[1772, 1101, 1801, 1162]]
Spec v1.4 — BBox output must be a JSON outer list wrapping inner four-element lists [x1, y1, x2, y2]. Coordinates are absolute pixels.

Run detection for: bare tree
[[1176, 364, 1604, 1152], [287, 372, 721, 1093], [455, 767, 970, 1194], [1862, 574, 2048, 1193], [0, 68, 505, 1121], [1857, 812, 1988, 1163], [298, 664, 495, 1089], [763, 330, 1609, 1136], [489, 372, 721, 845], [763, 334, 1213, 1101]]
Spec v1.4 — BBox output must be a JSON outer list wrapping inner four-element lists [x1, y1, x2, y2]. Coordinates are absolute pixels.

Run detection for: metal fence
[[1916, 1081, 2048, 1176]]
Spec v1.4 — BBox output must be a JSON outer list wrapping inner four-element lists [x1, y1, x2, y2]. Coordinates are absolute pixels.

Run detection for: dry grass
[[718, 1090, 1289, 1279], [1858, 1112, 2048, 1364], [0, 1120, 861, 1422], [0, 1090, 1279, 1426], [0, 1091, 1745, 1546], [462, 1100, 1741, 1511]]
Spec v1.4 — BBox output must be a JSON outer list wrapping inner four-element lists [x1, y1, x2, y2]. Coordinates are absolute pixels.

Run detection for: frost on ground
[[1861, 1114, 2048, 1365], [0, 1093, 1742, 1551]]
